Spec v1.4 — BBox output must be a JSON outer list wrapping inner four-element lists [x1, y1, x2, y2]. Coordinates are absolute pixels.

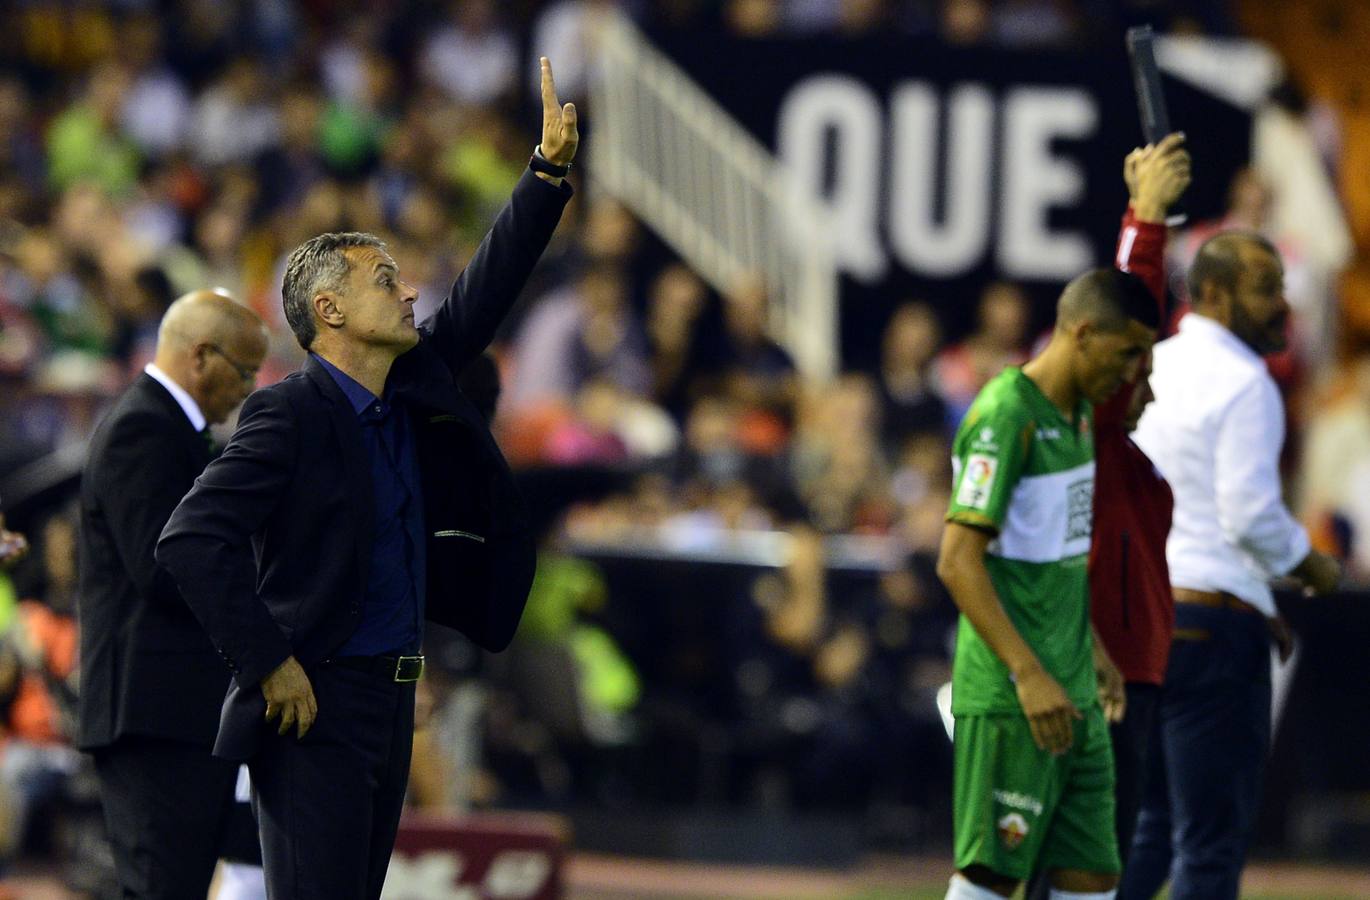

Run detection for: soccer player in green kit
[[937, 268, 1160, 900]]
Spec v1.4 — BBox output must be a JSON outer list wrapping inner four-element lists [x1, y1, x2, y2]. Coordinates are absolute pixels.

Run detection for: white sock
[[946, 873, 1011, 899], [1049, 890, 1117, 900], [216, 863, 268, 900]]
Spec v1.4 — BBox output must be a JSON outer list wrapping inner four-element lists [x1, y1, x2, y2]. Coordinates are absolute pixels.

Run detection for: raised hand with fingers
[[538, 56, 579, 173], [1127, 131, 1191, 223]]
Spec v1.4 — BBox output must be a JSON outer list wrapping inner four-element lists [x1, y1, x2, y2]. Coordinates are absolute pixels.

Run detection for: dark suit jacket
[[77, 373, 230, 750], [157, 169, 571, 759]]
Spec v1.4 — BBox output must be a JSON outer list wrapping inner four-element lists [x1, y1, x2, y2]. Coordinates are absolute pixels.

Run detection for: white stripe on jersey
[[989, 460, 1095, 563]]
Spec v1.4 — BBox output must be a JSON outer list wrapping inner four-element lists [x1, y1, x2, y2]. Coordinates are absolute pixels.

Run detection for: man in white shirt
[[77, 290, 269, 899], [1122, 233, 1341, 900]]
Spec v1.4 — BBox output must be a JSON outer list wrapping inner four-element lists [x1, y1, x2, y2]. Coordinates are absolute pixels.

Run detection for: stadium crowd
[[0, 0, 1364, 892]]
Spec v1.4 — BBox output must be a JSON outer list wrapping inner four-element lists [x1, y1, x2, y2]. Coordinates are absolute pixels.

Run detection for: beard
[[1232, 303, 1287, 356]]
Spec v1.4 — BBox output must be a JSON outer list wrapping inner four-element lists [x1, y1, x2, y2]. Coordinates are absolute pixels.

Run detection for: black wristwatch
[[529, 144, 570, 178]]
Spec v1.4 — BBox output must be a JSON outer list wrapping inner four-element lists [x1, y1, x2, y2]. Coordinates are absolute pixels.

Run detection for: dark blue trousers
[[1120, 604, 1272, 900], [249, 664, 415, 900]]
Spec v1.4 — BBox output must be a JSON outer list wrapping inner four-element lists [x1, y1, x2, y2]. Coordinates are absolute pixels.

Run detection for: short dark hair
[[281, 232, 387, 350], [1057, 268, 1160, 333], [1187, 231, 1278, 307]]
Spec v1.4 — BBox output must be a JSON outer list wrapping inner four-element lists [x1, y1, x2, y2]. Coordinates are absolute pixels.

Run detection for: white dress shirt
[[145, 362, 207, 433], [1133, 313, 1310, 616]]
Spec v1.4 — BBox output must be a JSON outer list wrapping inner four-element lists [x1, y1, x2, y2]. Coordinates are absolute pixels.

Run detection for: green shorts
[[952, 706, 1120, 881]]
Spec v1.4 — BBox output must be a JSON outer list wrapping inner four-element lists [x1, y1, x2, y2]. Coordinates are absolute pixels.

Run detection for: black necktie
[[200, 427, 219, 460]]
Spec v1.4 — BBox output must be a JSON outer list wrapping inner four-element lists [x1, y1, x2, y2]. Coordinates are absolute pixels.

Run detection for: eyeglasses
[[204, 344, 259, 385]]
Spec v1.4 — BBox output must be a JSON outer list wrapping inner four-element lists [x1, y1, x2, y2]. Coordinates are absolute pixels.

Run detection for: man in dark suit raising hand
[[157, 58, 578, 899], [78, 289, 267, 899]]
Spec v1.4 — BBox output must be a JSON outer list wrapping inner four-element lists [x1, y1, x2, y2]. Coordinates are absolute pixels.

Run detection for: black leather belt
[[324, 654, 425, 683]]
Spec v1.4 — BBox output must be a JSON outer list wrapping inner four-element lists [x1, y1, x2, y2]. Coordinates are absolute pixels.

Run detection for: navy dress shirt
[[313, 354, 426, 655]]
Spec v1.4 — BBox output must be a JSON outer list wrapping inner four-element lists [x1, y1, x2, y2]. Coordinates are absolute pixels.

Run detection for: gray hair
[[281, 232, 387, 350]]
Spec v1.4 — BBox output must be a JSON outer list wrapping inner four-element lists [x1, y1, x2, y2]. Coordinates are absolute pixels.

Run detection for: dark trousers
[[1120, 605, 1272, 900], [1112, 682, 1161, 863], [92, 736, 243, 899], [249, 664, 415, 900], [1025, 682, 1161, 898]]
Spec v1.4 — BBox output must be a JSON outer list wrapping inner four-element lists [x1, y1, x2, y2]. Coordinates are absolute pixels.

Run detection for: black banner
[[652, 34, 1252, 366]]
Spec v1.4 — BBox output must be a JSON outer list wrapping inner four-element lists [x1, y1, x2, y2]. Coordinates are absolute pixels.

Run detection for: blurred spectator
[[529, 0, 617, 101], [660, 478, 776, 549], [1254, 80, 1356, 371], [392, 191, 466, 320], [107, 266, 174, 371], [701, 276, 798, 441], [366, 113, 428, 230], [52, 181, 122, 262], [421, 0, 519, 107], [0, 79, 44, 192], [254, 84, 325, 219], [166, 201, 252, 305], [247, 0, 302, 65], [320, 14, 391, 105], [939, 0, 992, 46], [484, 531, 641, 803], [932, 280, 1028, 423], [46, 63, 140, 196], [724, 0, 784, 37], [16, 2, 117, 74], [891, 429, 953, 552], [836, 0, 894, 36], [791, 375, 893, 533], [11, 227, 111, 359], [508, 258, 651, 410], [0, 511, 80, 872], [578, 197, 641, 266], [188, 57, 281, 168], [645, 262, 710, 415], [546, 380, 632, 465], [319, 52, 397, 178], [164, 0, 239, 88], [860, 561, 954, 809], [728, 528, 878, 809], [122, 165, 188, 255], [1300, 357, 1370, 572], [876, 301, 948, 450], [117, 15, 191, 159], [437, 107, 525, 237], [672, 394, 750, 492], [516, 548, 640, 739]]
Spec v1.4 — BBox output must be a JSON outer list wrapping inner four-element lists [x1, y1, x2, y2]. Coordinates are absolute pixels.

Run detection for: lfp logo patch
[[956, 454, 998, 510], [997, 812, 1030, 850]]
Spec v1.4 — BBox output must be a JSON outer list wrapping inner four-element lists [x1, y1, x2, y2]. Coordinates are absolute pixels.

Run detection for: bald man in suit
[[78, 290, 269, 899]]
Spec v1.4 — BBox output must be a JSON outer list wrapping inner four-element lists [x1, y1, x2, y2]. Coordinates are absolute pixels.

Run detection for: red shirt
[[1090, 209, 1175, 685]]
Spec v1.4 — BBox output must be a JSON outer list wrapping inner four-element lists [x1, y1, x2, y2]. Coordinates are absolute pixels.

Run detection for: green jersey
[[945, 367, 1097, 715]]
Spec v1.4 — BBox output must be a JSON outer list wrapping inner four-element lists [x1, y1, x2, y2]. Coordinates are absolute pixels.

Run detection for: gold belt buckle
[[394, 655, 425, 683]]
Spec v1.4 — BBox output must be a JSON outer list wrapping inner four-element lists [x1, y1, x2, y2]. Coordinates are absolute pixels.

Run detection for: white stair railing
[[590, 12, 839, 381]]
